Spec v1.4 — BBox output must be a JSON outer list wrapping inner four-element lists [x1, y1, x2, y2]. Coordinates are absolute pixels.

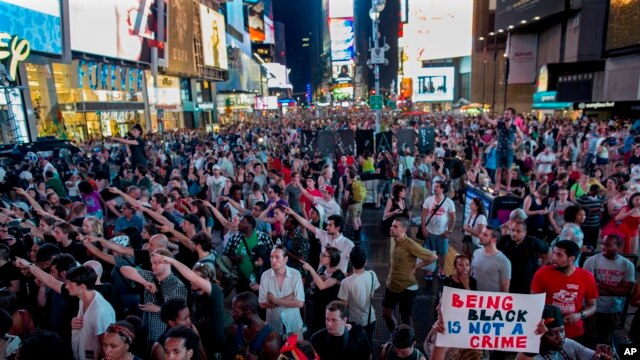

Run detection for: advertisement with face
[[0, 0, 62, 55], [167, 0, 196, 75], [332, 62, 354, 83], [413, 67, 455, 102], [69, 0, 161, 62], [249, 1, 265, 42], [329, 18, 355, 62], [199, 4, 228, 70]]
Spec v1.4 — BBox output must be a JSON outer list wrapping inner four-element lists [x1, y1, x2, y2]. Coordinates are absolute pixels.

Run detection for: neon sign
[[0, 33, 30, 82]]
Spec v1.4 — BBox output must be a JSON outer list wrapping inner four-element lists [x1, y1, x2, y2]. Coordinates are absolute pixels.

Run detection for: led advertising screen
[[405, 0, 472, 61], [69, 0, 164, 62], [0, 0, 62, 55], [329, 0, 354, 18], [249, 1, 265, 42], [167, 0, 196, 75], [329, 18, 355, 62], [263, 63, 292, 89], [413, 67, 455, 102], [255, 96, 278, 110], [199, 4, 228, 70], [332, 62, 354, 83], [606, 0, 640, 51], [495, 0, 565, 31], [264, 16, 275, 44]]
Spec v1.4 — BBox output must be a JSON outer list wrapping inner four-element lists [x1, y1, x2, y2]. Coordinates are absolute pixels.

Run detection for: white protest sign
[[436, 287, 545, 353]]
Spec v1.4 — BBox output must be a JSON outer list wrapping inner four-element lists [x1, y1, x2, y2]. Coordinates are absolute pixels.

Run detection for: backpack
[[214, 256, 239, 297], [351, 180, 367, 203]]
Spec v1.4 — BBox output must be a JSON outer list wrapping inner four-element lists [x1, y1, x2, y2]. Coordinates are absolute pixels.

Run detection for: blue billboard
[[329, 18, 355, 62], [0, 0, 62, 55]]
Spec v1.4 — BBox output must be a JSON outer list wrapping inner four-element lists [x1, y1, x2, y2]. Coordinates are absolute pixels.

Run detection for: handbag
[[418, 196, 447, 240], [367, 270, 374, 326], [462, 214, 480, 243]]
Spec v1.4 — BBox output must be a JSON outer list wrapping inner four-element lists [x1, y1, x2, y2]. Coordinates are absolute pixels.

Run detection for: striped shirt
[[576, 194, 603, 227]]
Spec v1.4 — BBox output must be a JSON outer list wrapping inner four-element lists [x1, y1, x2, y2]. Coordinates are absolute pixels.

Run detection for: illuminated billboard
[[496, 0, 565, 31], [263, 63, 292, 89], [329, 18, 355, 62], [329, 0, 354, 18], [264, 16, 275, 44], [199, 4, 228, 70], [404, 0, 472, 61], [167, 0, 196, 75], [0, 0, 62, 55], [413, 67, 455, 102], [249, 1, 265, 42], [69, 0, 163, 62], [332, 62, 354, 83], [255, 96, 278, 110], [606, 0, 640, 51]]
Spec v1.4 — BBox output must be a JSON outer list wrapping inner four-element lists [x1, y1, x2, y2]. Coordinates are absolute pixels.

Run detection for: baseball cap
[[110, 235, 130, 247], [542, 305, 564, 329], [11, 202, 30, 213], [212, 164, 222, 170], [322, 185, 335, 195]]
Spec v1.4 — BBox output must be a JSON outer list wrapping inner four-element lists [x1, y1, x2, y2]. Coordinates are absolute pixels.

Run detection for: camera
[[7, 219, 30, 240]]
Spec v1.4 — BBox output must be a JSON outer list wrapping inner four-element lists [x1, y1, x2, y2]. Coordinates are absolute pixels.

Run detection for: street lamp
[[368, 0, 388, 133]]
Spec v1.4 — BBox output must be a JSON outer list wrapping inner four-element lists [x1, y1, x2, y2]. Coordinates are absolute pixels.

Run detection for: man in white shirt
[[296, 180, 342, 221], [536, 146, 556, 181], [206, 165, 228, 205], [285, 208, 354, 273], [421, 180, 456, 278], [258, 245, 305, 336]]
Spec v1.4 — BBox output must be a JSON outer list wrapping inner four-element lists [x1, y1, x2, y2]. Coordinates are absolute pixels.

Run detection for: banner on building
[[436, 287, 545, 353], [507, 33, 538, 84], [167, 0, 196, 75]]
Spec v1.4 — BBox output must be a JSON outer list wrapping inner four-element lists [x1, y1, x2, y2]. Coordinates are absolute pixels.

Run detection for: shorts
[[410, 186, 427, 212], [382, 288, 418, 318], [348, 203, 363, 219], [596, 157, 609, 165], [377, 179, 392, 194], [496, 150, 514, 169], [451, 178, 461, 191], [424, 232, 449, 256]]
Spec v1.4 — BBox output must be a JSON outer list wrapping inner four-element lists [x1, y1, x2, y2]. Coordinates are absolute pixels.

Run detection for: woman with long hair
[[380, 183, 410, 237], [461, 198, 487, 258], [523, 184, 549, 239], [557, 206, 586, 257], [302, 246, 345, 335], [189, 199, 214, 235], [614, 192, 640, 254]]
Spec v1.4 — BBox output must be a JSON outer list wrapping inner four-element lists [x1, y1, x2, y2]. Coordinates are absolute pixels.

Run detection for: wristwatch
[[580, 311, 585, 320]]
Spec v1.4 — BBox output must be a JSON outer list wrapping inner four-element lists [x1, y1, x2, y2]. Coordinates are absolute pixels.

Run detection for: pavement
[[354, 201, 638, 359]]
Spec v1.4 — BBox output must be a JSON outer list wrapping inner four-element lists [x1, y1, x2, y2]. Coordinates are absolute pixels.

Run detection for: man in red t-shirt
[[531, 240, 598, 340]]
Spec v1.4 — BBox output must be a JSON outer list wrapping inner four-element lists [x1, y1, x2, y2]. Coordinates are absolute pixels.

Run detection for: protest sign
[[436, 287, 545, 353]]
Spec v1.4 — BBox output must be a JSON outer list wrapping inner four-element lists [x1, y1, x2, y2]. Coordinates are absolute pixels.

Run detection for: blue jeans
[[424, 233, 448, 272]]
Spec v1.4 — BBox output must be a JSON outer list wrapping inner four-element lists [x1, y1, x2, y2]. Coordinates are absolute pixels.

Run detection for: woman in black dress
[[443, 255, 477, 291], [302, 246, 345, 335]]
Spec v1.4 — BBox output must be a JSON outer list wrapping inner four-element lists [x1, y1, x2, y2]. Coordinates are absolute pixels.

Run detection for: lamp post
[[368, 0, 388, 133], [479, 37, 486, 112]]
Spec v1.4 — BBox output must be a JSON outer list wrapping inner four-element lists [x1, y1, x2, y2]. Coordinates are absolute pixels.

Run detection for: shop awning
[[532, 102, 573, 110]]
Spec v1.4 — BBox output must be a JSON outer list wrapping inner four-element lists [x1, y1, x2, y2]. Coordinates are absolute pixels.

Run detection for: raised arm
[[98, 238, 134, 257], [13, 187, 45, 213], [283, 206, 318, 234], [15, 257, 63, 294], [82, 237, 116, 265], [159, 225, 195, 252], [204, 200, 235, 229], [112, 137, 139, 146], [119, 266, 156, 293], [483, 113, 498, 127], [152, 253, 211, 295]]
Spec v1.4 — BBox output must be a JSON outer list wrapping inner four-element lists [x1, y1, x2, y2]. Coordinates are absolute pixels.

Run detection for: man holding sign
[[530, 240, 598, 341]]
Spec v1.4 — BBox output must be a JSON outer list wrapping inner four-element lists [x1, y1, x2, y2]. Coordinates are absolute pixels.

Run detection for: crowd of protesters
[[0, 108, 639, 360]]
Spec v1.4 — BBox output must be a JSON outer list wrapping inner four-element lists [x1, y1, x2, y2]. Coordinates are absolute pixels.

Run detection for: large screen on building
[[495, 0, 565, 31], [0, 0, 62, 55], [332, 62, 354, 83], [413, 67, 455, 102], [606, 0, 640, 51], [405, 0, 472, 61], [199, 4, 229, 70], [249, 1, 265, 42], [329, 18, 355, 62], [329, 0, 353, 18], [69, 0, 165, 62], [263, 63, 292, 89], [167, 0, 196, 75]]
